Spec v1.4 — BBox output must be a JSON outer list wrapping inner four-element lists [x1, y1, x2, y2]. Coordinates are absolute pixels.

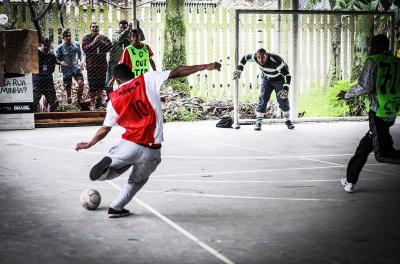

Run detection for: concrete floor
[[0, 120, 399, 264]]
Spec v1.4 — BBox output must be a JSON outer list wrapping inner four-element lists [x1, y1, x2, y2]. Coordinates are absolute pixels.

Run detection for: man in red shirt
[[82, 22, 112, 109], [75, 62, 221, 218], [119, 29, 157, 79]]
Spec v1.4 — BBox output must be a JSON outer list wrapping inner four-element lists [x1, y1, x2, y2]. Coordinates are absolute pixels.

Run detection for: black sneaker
[[108, 207, 130, 218], [254, 122, 262, 131], [285, 120, 295, 129], [90, 157, 112, 181]]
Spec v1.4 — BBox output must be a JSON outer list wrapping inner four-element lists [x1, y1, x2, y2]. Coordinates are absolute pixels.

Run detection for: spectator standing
[[82, 21, 112, 109], [33, 38, 59, 112], [119, 29, 156, 79], [56, 30, 85, 105], [107, 20, 132, 87]]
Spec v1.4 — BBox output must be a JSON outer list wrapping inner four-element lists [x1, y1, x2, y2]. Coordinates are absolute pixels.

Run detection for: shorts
[[63, 69, 84, 88]]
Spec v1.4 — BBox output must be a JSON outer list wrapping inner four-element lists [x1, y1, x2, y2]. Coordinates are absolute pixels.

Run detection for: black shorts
[[63, 69, 84, 87], [88, 75, 106, 92]]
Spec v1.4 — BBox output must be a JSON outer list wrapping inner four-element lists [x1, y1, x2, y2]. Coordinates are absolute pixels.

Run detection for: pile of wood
[[160, 86, 280, 120], [42, 81, 281, 121]]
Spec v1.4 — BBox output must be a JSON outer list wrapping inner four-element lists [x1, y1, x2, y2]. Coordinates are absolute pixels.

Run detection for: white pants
[[97, 139, 161, 211]]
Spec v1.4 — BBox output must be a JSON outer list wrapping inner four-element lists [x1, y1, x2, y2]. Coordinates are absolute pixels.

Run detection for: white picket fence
[[1, 2, 377, 101]]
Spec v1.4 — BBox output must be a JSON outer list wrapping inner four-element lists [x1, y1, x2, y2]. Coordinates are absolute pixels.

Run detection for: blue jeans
[[257, 77, 290, 113]]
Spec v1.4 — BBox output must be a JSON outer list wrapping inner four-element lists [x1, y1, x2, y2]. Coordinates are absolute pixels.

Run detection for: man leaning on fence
[[82, 21, 112, 109], [33, 38, 59, 112], [56, 30, 85, 105], [106, 20, 132, 87], [338, 34, 400, 193]]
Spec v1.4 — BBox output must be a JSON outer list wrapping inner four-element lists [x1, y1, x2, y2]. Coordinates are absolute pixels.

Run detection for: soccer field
[[1, 121, 399, 264]]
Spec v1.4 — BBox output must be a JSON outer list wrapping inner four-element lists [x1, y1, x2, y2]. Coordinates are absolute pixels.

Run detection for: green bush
[[178, 107, 202, 121], [166, 79, 190, 95], [326, 80, 368, 116]]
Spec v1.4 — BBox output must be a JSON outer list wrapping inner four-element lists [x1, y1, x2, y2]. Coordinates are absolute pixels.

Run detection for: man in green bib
[[338, 34, 400, 193], [119, 29, 156, 78]]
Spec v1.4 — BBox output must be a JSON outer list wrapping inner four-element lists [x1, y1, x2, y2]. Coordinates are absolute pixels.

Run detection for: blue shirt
[[55, 42, 82, 76]]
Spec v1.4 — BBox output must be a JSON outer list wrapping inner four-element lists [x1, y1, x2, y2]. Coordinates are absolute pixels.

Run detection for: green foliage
[[298, 80, 369, 117], [178, 107, 202, 121], [326, 80, 354, 116], [333, 0, 379, 10], [162, 0, 189, 96], [326, 80, 368, 116], [164, 106, 202, 122], [166, 79, 190, 95]]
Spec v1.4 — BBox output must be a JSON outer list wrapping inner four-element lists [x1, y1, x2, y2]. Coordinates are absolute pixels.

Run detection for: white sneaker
[[341, 178, 354, 193]]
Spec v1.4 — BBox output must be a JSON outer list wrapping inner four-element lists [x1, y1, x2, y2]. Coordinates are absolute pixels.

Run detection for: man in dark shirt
[[82, 21, 112, 109], [106, 20, 132, 86], [233, 48, 294, 130], [33, 38, 58, 112]]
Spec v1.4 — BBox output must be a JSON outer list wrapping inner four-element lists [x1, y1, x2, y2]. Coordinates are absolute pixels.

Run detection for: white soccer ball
[[80, 189, 101, 210]]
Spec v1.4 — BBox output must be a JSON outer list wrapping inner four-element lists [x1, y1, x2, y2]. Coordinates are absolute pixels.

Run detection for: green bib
[[368, 54, 400, 118], [127, 44, 150, 79]]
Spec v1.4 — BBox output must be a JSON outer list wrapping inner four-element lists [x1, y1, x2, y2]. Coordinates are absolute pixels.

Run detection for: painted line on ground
[[150, 176, 400, 184], [142, 190, 346, 202], [298, 157, 399, 176], [151, 165, 344, 178], [197, 139, 277, 154], [363, 168, 399, 176], [4, 137, 105, 155], [299, 157, 342, 166], [5, 138, 390, 164], [106, 180, 235, 264]]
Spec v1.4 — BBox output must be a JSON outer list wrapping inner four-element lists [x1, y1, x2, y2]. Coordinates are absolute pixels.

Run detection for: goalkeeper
[[233, 48, 294, 130]]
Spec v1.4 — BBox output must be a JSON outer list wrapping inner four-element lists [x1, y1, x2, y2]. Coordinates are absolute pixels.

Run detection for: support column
[[289, 0, 299, 120]]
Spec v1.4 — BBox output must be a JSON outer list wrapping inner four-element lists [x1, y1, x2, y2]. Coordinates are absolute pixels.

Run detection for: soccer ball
[[80, 189, 101, 210]]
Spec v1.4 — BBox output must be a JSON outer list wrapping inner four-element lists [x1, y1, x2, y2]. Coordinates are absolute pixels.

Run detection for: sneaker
[[341, 178, 354, 193], [285, 120, 295, 129], [90, 157, 112, 181], [254, 122, 262, 131], [108, 207, 130, 218]]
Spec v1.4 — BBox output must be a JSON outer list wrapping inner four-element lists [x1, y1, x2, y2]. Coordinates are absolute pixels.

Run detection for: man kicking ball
[[338, 34, 400, 193], [233, 48, 295, 130], [75, 62, 221, 217]]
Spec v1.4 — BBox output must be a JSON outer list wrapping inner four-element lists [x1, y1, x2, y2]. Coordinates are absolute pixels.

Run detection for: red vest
[[108, 75, 157, 144]]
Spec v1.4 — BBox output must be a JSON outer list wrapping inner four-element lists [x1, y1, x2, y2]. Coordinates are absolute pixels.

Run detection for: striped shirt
[[237, 53, 291, 85]]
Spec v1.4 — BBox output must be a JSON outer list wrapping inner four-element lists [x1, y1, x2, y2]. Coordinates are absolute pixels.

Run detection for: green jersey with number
[[369, 54, 400, 118], [127, 44, 151, 78]]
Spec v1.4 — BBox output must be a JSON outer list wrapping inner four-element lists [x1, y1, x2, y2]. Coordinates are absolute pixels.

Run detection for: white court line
[[299, 157, 342, 166], [197, 139, 277, 154], [150, 176, 400, 184], [106, 180, 235, 264], [363, 168, 399, 176], [4, 137, 105, 155], [151, 165, 344, 178], [298, 157, 399, 176], [5, 138, 388, 163], [142, 190, 346, 202]]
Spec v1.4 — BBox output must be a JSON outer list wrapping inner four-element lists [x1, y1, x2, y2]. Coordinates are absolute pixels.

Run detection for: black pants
[[33, 77, 57, 112], [346, 111, 400, 184]]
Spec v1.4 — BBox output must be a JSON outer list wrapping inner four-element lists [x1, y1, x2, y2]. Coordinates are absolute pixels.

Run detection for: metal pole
[[233, 10, 240, 129], [133, 0, 137, 29], [290, 0, 299, 121], [277, 0, 281, 55]]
